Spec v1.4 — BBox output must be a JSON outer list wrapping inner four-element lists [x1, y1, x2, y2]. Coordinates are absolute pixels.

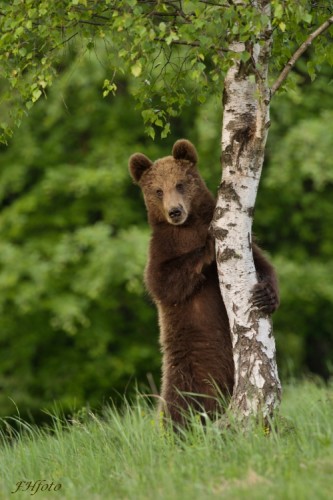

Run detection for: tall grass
[[1, 381, 332, 500]]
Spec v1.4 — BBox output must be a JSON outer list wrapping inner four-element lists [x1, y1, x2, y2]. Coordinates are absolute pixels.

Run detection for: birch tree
[[1, 0, 333, 421], [211, 1, 280, 420]]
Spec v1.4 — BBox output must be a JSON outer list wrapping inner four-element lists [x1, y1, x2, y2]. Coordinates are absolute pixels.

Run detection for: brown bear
[[129, 139, 279, 427]]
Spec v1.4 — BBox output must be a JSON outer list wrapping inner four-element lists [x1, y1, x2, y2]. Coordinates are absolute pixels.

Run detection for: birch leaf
[[131, 61, 142, 78]]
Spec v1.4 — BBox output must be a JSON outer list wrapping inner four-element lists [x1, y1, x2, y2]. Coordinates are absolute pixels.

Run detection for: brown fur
[[129, 139, 279, 427]]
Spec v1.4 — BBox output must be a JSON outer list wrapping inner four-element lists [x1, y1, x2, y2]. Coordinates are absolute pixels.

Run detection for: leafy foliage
[[1, 1, 333, 140], [0, 50, 161, 419], [256, 69, 333, 379], [0, 45, 225, 421]]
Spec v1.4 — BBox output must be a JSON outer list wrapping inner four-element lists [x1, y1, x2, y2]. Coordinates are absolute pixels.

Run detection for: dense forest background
[[0, 45, 332, 422]]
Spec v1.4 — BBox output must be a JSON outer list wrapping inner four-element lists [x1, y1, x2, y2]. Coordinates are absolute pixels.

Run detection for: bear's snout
[[168, 207, 182, 219], [167, 205, 187, 225]]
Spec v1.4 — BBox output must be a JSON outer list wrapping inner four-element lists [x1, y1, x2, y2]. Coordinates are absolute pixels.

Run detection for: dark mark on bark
[[233, 322, 252, 336], [232, 126, 253, 144], [219, 181, 241, 208], [248, 232, 252, 250], [226, 113, 255, 133], [222, 144, 233, 168], [222, 87, 229, 107], [214, 206, 229, 220], [214, 228, 229, 241], [225, 113, 257, 171], [217, 248, 241, 262]]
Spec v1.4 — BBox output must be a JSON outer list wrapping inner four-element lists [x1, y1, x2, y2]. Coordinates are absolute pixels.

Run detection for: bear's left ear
[[129, 153, 153, 183], [172, 139, 198, 165]]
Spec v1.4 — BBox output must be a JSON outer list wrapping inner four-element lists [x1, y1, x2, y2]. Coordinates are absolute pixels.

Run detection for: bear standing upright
[[129, 139, 279, 427]]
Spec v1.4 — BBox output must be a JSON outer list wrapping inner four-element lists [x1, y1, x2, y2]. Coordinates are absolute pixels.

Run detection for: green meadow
[[1, 381, 332, 500]]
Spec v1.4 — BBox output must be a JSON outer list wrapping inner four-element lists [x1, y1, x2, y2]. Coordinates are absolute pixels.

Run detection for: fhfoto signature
[[12, 480, 62, 495]]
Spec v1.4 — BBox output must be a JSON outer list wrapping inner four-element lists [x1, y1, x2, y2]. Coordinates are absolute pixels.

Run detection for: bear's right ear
[[128, 153, 153, 183]]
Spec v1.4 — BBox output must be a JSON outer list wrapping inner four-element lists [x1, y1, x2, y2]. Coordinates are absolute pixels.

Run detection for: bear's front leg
[[145, 237, 214, 306], [252, 243, 279, 314], [194, 233, 215, 274], [251, 280, 279, 314]]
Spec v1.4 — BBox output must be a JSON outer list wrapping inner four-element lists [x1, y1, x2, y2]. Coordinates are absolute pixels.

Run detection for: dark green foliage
[[0, 51, 163, 420], [0, 45, 333, 420], [0, 46, 223, 422], [255, 67, 333, 379]]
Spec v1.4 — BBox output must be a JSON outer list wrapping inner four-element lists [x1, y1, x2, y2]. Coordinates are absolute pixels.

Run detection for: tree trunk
[[212, 1, 281, 421]]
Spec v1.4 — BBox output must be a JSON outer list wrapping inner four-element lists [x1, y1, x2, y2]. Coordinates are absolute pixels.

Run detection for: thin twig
[[198, 0, 229, 6], [155, 36, 229, 53], [78, 20, 107, 26], [271, 15, 333, 96], [48, 32, 79, 53], [155, 37, 201, 47]]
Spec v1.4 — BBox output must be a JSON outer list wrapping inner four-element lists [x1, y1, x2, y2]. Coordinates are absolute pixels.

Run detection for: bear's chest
[[159, 224, 208, 258]]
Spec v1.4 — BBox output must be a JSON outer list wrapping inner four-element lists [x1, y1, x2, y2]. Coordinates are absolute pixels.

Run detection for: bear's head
[[129, 139, 204, 226]]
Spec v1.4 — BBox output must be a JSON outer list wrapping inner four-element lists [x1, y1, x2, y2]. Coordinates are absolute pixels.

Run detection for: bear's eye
[[156, 189, 163, 198], [176, 183, 185, 194]]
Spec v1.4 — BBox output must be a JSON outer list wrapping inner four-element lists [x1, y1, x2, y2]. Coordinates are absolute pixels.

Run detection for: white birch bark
[[212, 0, 281, 420]]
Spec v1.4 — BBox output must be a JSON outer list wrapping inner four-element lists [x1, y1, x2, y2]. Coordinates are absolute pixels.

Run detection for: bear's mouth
[[167, 206, 188, 225]]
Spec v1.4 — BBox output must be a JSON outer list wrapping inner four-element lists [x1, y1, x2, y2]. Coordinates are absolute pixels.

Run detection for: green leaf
[[159, 22, 166, 33], [307, 62, 317, 82], [165, 31, 179, 45], [279, 22, 286, 33], [274, 3, 283, 20], [131, 61, 142, 77], [240, 51, 251, 63], [32, 89, 42, 102], [161, 122, 170, 138], [146, 126, 155, 139]]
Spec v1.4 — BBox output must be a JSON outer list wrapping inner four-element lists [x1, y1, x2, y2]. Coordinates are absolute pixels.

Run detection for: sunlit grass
[[0, 381, 332, 499]]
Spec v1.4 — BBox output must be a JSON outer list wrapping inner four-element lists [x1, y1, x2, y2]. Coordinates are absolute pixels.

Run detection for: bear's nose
[[168, 207, 182, 219]]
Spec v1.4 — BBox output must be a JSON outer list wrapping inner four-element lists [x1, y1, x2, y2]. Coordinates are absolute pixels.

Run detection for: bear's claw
[[251, 281, 279, 314]]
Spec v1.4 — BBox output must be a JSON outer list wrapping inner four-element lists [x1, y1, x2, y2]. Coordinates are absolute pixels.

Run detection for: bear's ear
[[172, 139, 198, 165], [129, 153, 153, 183]]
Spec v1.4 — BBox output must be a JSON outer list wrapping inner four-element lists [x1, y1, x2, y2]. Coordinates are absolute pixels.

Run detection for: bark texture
[[211, 1, 281, 420]]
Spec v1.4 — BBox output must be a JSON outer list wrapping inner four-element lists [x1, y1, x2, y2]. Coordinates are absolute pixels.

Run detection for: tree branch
[[198, 1, 229, 6], [155, 37, 229, 53], [155, 37, 201, 48], [48, 32, 79, 53], [271, 15, 333, 96]]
